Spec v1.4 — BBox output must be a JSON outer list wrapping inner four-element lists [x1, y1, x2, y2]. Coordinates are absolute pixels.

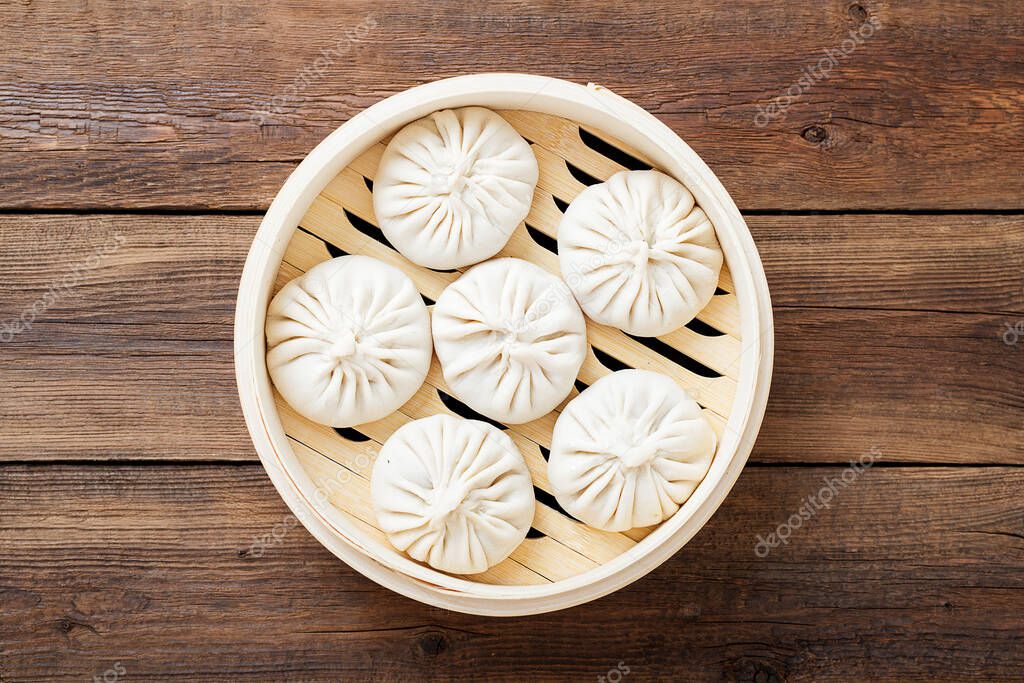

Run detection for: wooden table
[[2, 2, 1021, 680]]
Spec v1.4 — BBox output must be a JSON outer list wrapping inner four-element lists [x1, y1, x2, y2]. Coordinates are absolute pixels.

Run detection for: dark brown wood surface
[[1, 1, 1022, 681], [2, 465, 1022, 681], [1, 1, 1023, 211]]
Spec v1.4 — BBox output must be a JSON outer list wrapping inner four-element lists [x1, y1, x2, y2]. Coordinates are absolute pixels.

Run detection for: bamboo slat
[[273, 110, 743, 585]]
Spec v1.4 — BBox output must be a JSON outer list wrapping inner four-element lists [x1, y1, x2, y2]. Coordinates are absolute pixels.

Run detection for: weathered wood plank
[[754, 214, 1024, 315], [0, 464, 1021, 681], [760, 307, 1024, 463], [0, 214, 254, 460], [0, 214, 1020, 463], [0, 1, 1021, 210], [3, 214, 1019, 321]]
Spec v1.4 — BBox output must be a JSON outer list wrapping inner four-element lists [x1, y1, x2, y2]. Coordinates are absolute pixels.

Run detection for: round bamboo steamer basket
[[234, 74, 774, 616]]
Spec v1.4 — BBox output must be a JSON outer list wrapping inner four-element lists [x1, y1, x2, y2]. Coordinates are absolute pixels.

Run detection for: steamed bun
[[432, 258, 587, 424], [557, 170, 723, 337], [371, 414, 535, 574], [547, 369, 716, 531], [373, 106, 539, 270], [265, 255, 431, 427]]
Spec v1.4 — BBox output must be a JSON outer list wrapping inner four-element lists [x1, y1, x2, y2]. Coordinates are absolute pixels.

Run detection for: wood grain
[[1, 1, 1022, 210], [2, 0, 1022, 676], [0, 463, 1021, 681], [1, 213, 1020, 464], [0, 214, 254, 461], [753, 214, 1024, 315]]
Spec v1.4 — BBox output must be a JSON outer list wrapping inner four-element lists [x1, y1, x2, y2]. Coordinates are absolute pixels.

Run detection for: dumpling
[[432, 257, 587, 424], [547, 369, 716, 531], [371, 414, 535, 574], [372, 106, 539, 270], [557, 169, 723, 337], [265, 255, 431, 427]]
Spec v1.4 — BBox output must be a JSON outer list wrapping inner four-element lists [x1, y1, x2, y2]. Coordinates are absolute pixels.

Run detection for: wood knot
[[55, 615, 97, 638], [848, 3, 869, 23], [726, 659, 785, 683], [417, 630, 449, 657], [802, 125, 829, 144]]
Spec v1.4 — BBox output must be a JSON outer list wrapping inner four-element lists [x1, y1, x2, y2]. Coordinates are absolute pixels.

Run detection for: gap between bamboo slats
[[270, 110, 742, 585]]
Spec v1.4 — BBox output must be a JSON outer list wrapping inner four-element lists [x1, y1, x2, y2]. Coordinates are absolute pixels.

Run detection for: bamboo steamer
[[234, 74, 773, 616]]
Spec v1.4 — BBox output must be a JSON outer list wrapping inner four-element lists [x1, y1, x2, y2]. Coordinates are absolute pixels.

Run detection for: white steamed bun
[[547, 369, 716, 531], [372, 106, 539, 270], [432, 257, 587, 424], [265, 255, 431, 427], [557, 170, 723, 337], [371, 414, 535, 574]]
